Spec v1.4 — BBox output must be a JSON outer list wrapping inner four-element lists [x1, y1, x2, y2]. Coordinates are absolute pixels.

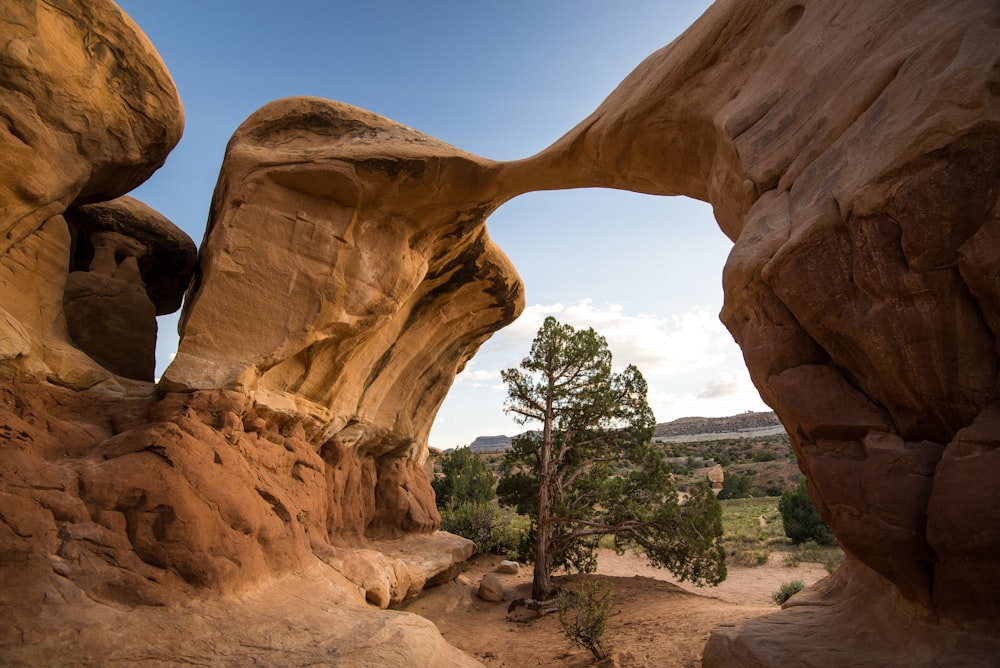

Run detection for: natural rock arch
[[1, 0, 998, 665]]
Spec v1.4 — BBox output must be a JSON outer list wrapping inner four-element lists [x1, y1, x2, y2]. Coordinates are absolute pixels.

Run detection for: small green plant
[[778, 480, 835, 545], [433, 447, 496, 509], [823, 551, 844, 574], [718, 472, 754, 500], [439, 501, 526, 556], [557, 580, 614, 660], [772, 579, 805, 605]]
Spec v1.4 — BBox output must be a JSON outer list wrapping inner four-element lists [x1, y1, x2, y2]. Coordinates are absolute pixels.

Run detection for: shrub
[[432, 447, 496, 509], [823, 551, 844, 574], [718, 472, 754, 500], [439, 501, 525, 556], [778, 480, 834, 545], [729, 547, 770, 567], [557, 581, 614, 660], [772, 579, 805, 605]]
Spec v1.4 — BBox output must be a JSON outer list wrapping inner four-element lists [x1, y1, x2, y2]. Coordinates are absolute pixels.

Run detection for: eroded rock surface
[[1, 2, 484, 666], [0, 0, 184, 391], [493, 0, 999, 663], [62, 196, 197, 380], [2, 0, 999, 665]]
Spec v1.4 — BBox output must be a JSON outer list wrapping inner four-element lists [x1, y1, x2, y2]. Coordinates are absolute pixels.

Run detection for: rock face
[[62, 196, 197, 380], [0, 0, 184, 392], [160, 97, 523, 518], [0, 2, 482, 665], [496, 0, 999, 663], [2, 0, 999, 665]]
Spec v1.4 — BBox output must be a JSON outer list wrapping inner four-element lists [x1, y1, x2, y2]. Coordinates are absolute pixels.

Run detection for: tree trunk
[[532, 389, 555, 600]]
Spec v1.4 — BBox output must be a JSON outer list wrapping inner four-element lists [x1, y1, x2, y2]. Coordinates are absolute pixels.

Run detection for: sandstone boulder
[[60, 196, 197, 381], [0, 0, 183, 389], [478, 573, 505, 602], [707, 464, 724, 493], [496, 560, 520, 575]]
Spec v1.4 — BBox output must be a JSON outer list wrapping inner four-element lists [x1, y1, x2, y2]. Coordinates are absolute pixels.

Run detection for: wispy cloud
[[698, 371, 753, 398], [648, 369, 769, 422], [453, 364, 505, 389], [437, 299, 769, 446], [482, 299, 732, 376]]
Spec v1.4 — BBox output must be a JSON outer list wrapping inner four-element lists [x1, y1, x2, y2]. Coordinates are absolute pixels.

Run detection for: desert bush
[[778, 480, 835, 545], [557, 580, 614, 660], [439, 501, 526, 556], [729, 547, 770, 567], [783, 539, 844, 573], [772, 579, 805, 605], [822, 551, 844, 574], [718, 472, 754, 500], [433, 447, 496, 509]]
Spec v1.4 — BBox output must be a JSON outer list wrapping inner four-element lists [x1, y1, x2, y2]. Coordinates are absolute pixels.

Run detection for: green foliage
[[498, 316, 727, 599], [557, 581, 614, 660], [778, 480, 835, 545], [717, 472, 754, 500], [438, 501, 527, 556], [432, 446, 496, 510], [772, 579, 805, 605]]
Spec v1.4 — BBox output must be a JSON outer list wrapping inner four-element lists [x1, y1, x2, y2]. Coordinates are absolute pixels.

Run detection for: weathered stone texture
[[2, 0, 999, 665], [499, 0, 990, 663], [0, 0, 184, 389], [1, 3, 482, 665], [496, 0, 1000, 662]]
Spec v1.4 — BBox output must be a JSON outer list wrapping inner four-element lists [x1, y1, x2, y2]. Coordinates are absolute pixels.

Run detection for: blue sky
[[118, 1, 770, 449]]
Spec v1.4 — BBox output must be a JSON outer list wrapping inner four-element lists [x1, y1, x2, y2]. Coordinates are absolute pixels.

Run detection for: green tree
[[717, 472, 754, 500], [432, 446, 496, 510], [498, 316, 726, 600], [778, 479, 835, 545]]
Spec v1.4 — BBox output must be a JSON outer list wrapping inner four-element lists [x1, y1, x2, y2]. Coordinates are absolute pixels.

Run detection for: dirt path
[[403, 549, 830, 667]]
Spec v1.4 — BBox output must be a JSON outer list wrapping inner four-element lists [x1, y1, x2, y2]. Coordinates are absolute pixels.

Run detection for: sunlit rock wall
[[2, 0, 998, 665], [495, 0, 1000, 663]]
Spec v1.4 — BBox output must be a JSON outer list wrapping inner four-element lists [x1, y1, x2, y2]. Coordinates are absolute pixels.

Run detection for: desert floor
[[402, 548, 829, 667]]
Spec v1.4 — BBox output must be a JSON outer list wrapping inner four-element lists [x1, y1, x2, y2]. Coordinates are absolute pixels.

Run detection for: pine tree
[[498, 316, 726, 599]]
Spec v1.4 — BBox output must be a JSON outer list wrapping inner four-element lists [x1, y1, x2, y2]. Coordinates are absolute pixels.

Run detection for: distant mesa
[[464, 412, 784, 452], [468, 434, 516, 453]]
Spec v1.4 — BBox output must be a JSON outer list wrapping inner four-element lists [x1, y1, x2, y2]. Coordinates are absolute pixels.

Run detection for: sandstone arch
[[1, 0, 998, 665]]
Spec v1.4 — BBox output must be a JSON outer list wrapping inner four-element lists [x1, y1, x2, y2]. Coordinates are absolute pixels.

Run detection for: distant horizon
[[441, 409, 780, 451]]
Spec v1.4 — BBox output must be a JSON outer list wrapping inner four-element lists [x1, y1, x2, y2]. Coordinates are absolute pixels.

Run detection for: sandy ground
[[402, 549, 830, 667]]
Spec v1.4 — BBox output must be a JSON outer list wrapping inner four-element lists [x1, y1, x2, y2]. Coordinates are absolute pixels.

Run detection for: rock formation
[[1, 2, 484, 665], [0, 0, 184, 393], [62, 196, 197, 381], [496, 0, 999, 663], [2, 0, 998, 665]]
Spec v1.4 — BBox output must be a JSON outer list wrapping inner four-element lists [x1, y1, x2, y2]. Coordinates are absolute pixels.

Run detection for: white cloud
[[698, 371, 752, 398], [432, 300, 770, 447], [647, 372, 770, 423], [453, 365, 504, 389], [485, 299, 732, 376]]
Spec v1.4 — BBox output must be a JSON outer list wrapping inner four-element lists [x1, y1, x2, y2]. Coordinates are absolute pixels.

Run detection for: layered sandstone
[[495, 0, 1000, 663], [0, 0, 184, 392], [1, 2, 484, 665], [2, 0, 999, 665]]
